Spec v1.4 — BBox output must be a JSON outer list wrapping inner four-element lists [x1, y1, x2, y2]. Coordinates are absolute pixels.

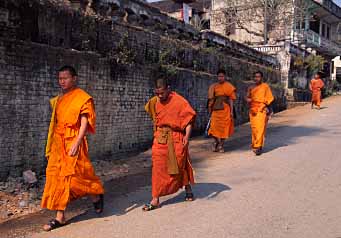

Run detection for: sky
[[335, 0, 341, 7]]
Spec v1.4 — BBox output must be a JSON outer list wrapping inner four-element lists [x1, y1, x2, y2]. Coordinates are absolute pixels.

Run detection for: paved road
[[32, 96, 341, 238]]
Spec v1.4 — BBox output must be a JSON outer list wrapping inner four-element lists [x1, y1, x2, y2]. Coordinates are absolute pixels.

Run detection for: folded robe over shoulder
[[41, 88, 104, 211]]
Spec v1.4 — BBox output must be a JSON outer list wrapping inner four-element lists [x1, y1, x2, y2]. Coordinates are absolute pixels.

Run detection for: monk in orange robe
[[143, 78, 196, 211], [245, 71, 274, 156], [309, 72, 325, 109], [41, 66, 104, 231], [207, 69, 236, 152]]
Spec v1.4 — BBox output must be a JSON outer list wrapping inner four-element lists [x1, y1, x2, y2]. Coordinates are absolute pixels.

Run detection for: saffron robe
[[208, 82, 237, 139], [310, 79, 324, 107], [41, 88, 104, 211], [248, 83, 274, 149], [145, 92, 196, 197]]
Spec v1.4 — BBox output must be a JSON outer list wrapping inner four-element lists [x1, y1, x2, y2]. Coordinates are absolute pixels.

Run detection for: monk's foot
[[185, 192, 194, 201], [43, 218, 66, 232], [142, 199, 159, 212], [217, 143, 224, 153], [253, 148, 262, 156], [142, 203, 159, 211], [93, 194, 104, 214]]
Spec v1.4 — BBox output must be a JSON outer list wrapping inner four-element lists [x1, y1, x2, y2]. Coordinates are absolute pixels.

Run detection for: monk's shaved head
[[154, 78, 170, 102], [155, 78, 169, 89]]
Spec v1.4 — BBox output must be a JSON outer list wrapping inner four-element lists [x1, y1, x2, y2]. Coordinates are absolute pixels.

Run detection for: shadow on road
[[263, 125, 326, 154], [67, 182, 231, 227], [0, 123, 326, 237], [161, 183, 231, 207], [219, 125, 327, 155]]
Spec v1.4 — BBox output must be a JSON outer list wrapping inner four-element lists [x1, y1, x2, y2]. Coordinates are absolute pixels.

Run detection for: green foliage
[[304, 54, 325, 73], [293, 54, 325, 75], [159, 48, 180, 67], [115, 32, 137, 65]]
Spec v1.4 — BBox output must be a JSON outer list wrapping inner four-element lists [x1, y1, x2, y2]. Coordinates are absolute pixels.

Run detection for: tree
[[212, 0, 315, 45]]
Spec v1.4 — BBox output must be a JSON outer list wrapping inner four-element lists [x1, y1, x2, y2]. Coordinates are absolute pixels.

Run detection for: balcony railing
[[293, 29, 341, 56], [252, 45, 285, 55], [313, 0, 341, 19]]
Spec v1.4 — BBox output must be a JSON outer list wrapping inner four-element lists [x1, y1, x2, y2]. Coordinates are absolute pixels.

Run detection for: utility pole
[[264, 0, 268, 44]]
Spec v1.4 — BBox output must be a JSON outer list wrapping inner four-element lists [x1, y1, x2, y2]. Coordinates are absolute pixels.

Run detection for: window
[[322, 23, 326, 37]]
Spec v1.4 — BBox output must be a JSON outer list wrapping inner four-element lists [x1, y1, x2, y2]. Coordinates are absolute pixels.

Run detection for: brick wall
[[0, 0, 286, 181]]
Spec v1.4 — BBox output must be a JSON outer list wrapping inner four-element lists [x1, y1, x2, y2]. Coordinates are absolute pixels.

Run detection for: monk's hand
[[266, 108, 273, 120], [245, 97, 252, 103], [182, 136, 189, 147], [69, 140, 81, 157]]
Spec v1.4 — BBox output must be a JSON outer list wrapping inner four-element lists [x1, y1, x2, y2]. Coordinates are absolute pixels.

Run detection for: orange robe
[[208, 82, 236, 139], [248, 83, 274, 149], [41, 88, 104, 211], [146, 92, 196, 197], [310, 79, 324, 107]]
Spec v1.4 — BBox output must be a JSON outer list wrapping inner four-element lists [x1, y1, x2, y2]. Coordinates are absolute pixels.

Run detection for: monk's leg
[[184, 184, 194, 201], [151, 197, 160, 205], [212, 137, 219, 152], [90, 194, 104, 214], [217, 138, 225, 153]]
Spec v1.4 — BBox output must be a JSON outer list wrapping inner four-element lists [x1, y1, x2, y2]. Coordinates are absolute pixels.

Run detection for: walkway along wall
[[0, 0, 286, 180]]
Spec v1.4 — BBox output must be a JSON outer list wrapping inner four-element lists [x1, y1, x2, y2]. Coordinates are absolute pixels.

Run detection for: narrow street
[[11, 96, 341, 238]]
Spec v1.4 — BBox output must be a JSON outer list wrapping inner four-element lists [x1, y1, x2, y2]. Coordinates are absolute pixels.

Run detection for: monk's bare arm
[[183, 123, 193, 146], [245, 87, 252, 103], [229, 98, 234, 118], [69, 115, 88, 156]]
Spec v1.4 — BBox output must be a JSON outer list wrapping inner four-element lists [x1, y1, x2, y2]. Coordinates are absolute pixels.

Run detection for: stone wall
[[0, 0, 285, 181]]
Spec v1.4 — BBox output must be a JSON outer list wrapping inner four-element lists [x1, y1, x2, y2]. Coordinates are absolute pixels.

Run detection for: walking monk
[[41, 66, 104, 231], [309, 72, 325, 110], [207, 69, 236, 152], [143, 78, 196, 211], [245, 71, 274, 156]]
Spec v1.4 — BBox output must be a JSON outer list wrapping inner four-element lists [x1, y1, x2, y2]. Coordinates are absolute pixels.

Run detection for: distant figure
[[41, 66, 104, 231], [309, 72, 325, 110], [207, 69, 236, 153], [143, 78, 196, 211], [245, 71, 274, 156]]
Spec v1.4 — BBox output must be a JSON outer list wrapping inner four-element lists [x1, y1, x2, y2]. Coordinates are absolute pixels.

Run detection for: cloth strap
[[157, 126, 179, 175]]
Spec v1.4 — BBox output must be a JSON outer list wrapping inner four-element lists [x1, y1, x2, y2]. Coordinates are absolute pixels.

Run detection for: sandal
[[93, 194, 104, 214], [185, 192, 194, 201], [142, 203, 159, 212], [43, 219, 65, 231], [253, 148, 262, 156], [217, 144, 225, 153]]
